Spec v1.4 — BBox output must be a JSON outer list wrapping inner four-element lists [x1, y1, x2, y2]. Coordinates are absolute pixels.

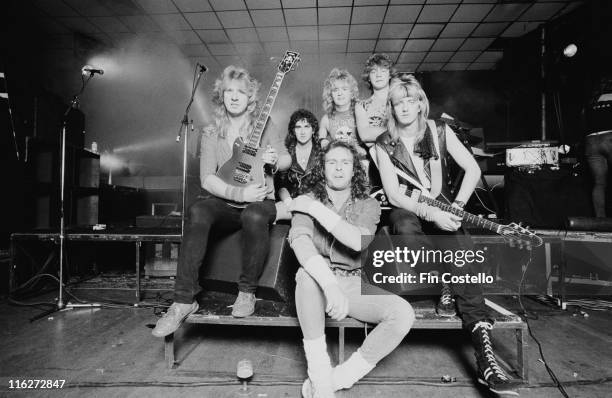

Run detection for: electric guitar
[[216, 50, 300, 208], [369, 147, 543, 249], [406, 186, 543, 249]]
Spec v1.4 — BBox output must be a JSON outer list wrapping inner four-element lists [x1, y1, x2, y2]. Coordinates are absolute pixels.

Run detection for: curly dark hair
[[299, 140, 370, 202], [361, 53, 396, 91], [285, 109, 320, 155]]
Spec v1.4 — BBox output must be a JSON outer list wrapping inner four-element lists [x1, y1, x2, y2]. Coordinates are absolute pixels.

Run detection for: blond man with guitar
[[375, 74, 521, 396], [153, 63, 294, 337]]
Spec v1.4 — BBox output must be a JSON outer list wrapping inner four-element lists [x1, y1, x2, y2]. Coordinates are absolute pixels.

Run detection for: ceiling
[[32, 0, 584, 73]]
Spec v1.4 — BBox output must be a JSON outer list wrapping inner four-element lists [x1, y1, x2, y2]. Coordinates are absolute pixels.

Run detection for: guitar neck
[[407, 188, 502, 233], [246, 71, 285, 149]]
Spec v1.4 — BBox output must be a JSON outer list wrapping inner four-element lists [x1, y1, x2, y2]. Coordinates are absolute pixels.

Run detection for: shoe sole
[[436, 311, 457, 317], [231, 309, 255, 318], [477, 378, 520, 396], [152, 304, 199, 338]]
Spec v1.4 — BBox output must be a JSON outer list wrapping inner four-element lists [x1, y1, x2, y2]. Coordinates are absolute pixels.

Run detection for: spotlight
[[563, 43, 578, 58]]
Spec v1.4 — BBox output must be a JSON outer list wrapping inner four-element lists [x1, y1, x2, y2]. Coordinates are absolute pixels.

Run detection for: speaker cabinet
[[504, 168, 592, 228], [25, 138, 100, 228], [200, 224, 299, 302]]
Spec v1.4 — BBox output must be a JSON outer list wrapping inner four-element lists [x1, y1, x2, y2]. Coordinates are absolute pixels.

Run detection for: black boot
[[436, 282, 456, 317], [470, 321, 522, 396]]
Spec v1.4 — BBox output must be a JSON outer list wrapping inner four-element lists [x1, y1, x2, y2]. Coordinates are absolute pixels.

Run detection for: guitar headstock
[[499, 222, 543, 250], [277, 50, 301, 74]]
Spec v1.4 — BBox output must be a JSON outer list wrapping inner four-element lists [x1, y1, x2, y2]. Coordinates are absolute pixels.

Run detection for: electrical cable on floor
[[516, 250, 570, 398], [7, 273, 168, 313], [44, 375, 612, 389]]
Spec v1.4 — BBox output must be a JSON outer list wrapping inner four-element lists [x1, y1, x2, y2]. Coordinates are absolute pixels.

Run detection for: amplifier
[[506, 145, 558, 167]]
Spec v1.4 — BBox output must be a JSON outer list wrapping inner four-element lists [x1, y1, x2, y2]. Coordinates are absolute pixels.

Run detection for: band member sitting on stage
[[152, 66, 291, 337], [375, 74, 520, 396], [288, 140, 414, 397], [355, 53, 395, 147], [318, 69, 366, 158], [275, 109, 321, 220]]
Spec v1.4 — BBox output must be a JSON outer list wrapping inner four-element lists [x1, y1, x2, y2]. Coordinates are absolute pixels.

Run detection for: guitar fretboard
[[406, 187, 502, 233], [244, 71, 285, 152]]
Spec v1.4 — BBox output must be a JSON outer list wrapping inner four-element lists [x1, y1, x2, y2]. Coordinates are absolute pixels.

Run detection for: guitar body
[[216, 138, 269, 208], [212, 50, 301, 209]]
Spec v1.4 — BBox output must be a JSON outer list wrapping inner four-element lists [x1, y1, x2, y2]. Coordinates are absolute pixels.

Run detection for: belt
[[332, 268, 362, 277]]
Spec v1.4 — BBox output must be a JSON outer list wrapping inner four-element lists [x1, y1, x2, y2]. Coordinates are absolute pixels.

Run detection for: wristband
[[225, 185, 245, 202]]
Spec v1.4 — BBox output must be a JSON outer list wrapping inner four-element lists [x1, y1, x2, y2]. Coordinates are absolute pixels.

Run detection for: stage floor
[[1, 289, 611, 397]]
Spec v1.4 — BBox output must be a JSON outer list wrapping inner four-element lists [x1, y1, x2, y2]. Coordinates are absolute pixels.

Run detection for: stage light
[[563, 43, 578, 58], [114, 138, 172, 154], [100, 150, 126, 171]]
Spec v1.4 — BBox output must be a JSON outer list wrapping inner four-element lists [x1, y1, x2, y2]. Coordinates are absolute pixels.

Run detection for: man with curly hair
[[152, 66, 291, 337], [318, 69, 365, 156], [277, 109, 321, 200], [288, 140, 414, 397]]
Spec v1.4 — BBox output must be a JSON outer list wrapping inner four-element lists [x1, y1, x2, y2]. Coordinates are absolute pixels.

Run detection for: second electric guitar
[[215, 50, 300, 208]]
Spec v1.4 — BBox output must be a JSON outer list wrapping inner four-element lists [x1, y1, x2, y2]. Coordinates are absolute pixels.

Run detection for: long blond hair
[[386, 74, 429, 142], [210, 65, 260, 138], [322, 68, 359, 116]]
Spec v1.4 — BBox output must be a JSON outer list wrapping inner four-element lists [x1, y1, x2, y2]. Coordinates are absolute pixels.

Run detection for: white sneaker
[[151, 301, 198, 337], [231, 291, 256, 318]]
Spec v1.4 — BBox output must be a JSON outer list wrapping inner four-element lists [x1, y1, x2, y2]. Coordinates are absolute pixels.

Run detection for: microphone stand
[[33, 72, 96, 321], [176, 64, 207, 237]]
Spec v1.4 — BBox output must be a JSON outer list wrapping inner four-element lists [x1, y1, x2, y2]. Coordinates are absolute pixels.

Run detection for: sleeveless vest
[[375, 119, 454, 203]]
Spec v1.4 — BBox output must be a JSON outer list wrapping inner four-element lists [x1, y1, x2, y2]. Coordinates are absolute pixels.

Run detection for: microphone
[[197, 63, 208, 73], [81, 65, 104, 76]]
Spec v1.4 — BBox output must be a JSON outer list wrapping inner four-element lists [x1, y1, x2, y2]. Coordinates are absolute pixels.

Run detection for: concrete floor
[[0, 290, 611, 398]]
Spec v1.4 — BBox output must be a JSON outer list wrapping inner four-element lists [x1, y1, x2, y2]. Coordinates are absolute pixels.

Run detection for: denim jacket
[[288, 195, 381, 271]]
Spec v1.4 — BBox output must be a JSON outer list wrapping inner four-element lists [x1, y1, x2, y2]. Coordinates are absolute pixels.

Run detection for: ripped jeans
[[295, 267, 415, 365]]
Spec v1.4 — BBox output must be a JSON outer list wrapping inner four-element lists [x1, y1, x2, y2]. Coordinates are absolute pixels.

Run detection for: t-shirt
[[199, 119, 287, 197], [328, 109, 358, 144], [359, 96, 389, 129], [288, 195, 381, 271]]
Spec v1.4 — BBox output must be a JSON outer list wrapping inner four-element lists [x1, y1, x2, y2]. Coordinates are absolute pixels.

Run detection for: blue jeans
[[585, 132, 612, 217], [295, 268, 414, 365]]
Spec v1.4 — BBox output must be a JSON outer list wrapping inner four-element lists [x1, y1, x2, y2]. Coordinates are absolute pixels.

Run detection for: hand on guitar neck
[[410, 189, 463, 231], [407, 188, 543, 249]]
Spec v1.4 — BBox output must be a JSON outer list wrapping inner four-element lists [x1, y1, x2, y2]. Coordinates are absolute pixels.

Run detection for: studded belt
[[331, 268, 362, 277]]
